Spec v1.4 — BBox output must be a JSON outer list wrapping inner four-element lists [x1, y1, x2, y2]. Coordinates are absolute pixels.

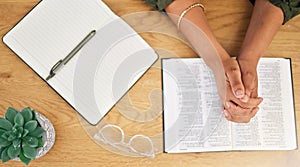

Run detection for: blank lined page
[[3, 0, 117, 78], [4, 0, 158, 125]]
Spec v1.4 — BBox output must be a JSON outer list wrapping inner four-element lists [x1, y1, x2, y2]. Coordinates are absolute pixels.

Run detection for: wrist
[[206, 45, 231, 68], [237, 52, 260, 68], [218, 47, 232, 63]]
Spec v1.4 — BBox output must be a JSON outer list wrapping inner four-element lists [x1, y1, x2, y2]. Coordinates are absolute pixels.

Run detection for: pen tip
[[46, 75, 51, 81]]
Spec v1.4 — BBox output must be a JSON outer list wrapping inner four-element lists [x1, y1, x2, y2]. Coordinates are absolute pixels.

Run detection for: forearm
[[165, 0, 249, 102], [164, 0, 263, 121], [238, 0, 284, 64], [165, 0, 231, 70]]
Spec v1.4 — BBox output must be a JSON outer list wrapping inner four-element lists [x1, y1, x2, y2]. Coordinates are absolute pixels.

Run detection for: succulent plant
[[0, 107, 45, 165]]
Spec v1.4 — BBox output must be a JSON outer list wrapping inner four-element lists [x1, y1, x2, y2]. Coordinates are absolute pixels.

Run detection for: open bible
[[162, 58, 297, 153]]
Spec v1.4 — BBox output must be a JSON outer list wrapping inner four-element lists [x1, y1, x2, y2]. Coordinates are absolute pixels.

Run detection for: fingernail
[[225, 102, 231, 108], [235, 89, 243, 97], [240, 95, 249, 103], [223, 110, 229, 118]]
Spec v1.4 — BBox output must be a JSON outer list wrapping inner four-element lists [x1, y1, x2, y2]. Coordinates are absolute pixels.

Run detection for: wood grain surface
[[0, 0, 300, 167]]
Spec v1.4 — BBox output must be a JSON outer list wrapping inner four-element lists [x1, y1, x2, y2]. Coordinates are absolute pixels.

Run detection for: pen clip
[[63, 30, 96, 65]]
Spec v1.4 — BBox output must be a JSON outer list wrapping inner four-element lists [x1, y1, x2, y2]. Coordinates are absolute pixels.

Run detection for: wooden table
[[1, 0, 300, 166]]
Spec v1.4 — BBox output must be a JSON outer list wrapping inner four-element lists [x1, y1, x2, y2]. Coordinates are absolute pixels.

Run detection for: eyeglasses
[[93, 124, 155, 158]]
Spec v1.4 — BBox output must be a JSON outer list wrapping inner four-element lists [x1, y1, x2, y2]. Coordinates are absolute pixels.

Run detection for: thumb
[[226, 66, 245, 99], [242, 73, 258, 97]]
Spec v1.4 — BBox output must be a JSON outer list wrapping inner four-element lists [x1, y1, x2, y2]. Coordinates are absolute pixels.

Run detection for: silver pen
[[46, 30, 96, 81]]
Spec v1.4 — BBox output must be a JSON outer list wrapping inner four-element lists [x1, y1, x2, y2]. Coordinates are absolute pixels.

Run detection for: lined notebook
[[3, 0, 158, 125]]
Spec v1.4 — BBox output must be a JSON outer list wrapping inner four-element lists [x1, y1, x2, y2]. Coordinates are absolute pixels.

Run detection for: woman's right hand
[[213, 57, 263, 123]]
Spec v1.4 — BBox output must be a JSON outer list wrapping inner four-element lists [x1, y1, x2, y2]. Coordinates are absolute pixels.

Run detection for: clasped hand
[[217, 57, 263, 123]]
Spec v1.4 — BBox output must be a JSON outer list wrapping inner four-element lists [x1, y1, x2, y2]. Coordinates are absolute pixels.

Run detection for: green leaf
[[32, 110, 37, 121], [24, 120, 37, 132], [1, 132, 9, 140], [5, 107, 18, 124], [7, 145, 21, 159], [0, 118, 13, 131], [16, 126, 24, 137], [28, 127, 45, 138], [23, 129, 29, 138], [8, 134, 17, 141], [0, 147, 4, 160], [13, 138, 21, 147], [19, 150, 31, 165], [22, 145, 37, 159], [0, 129, 6, 136], [0, 137, 12, 147], [24, 136, 38, 148], [1, 147, 11, 163], [16, 132, 22, 139], [21, 107, 33, 123], [14, 113, 24, 127], [37, 137, 44, 148]]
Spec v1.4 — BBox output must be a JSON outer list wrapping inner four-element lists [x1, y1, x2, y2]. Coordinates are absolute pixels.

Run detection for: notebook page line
[[9, 0, 115, 79]]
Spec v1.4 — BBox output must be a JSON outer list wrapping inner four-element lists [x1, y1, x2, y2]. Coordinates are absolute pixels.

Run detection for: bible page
[[232, 58, 297, 150], [163, 59, 232, 153]]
